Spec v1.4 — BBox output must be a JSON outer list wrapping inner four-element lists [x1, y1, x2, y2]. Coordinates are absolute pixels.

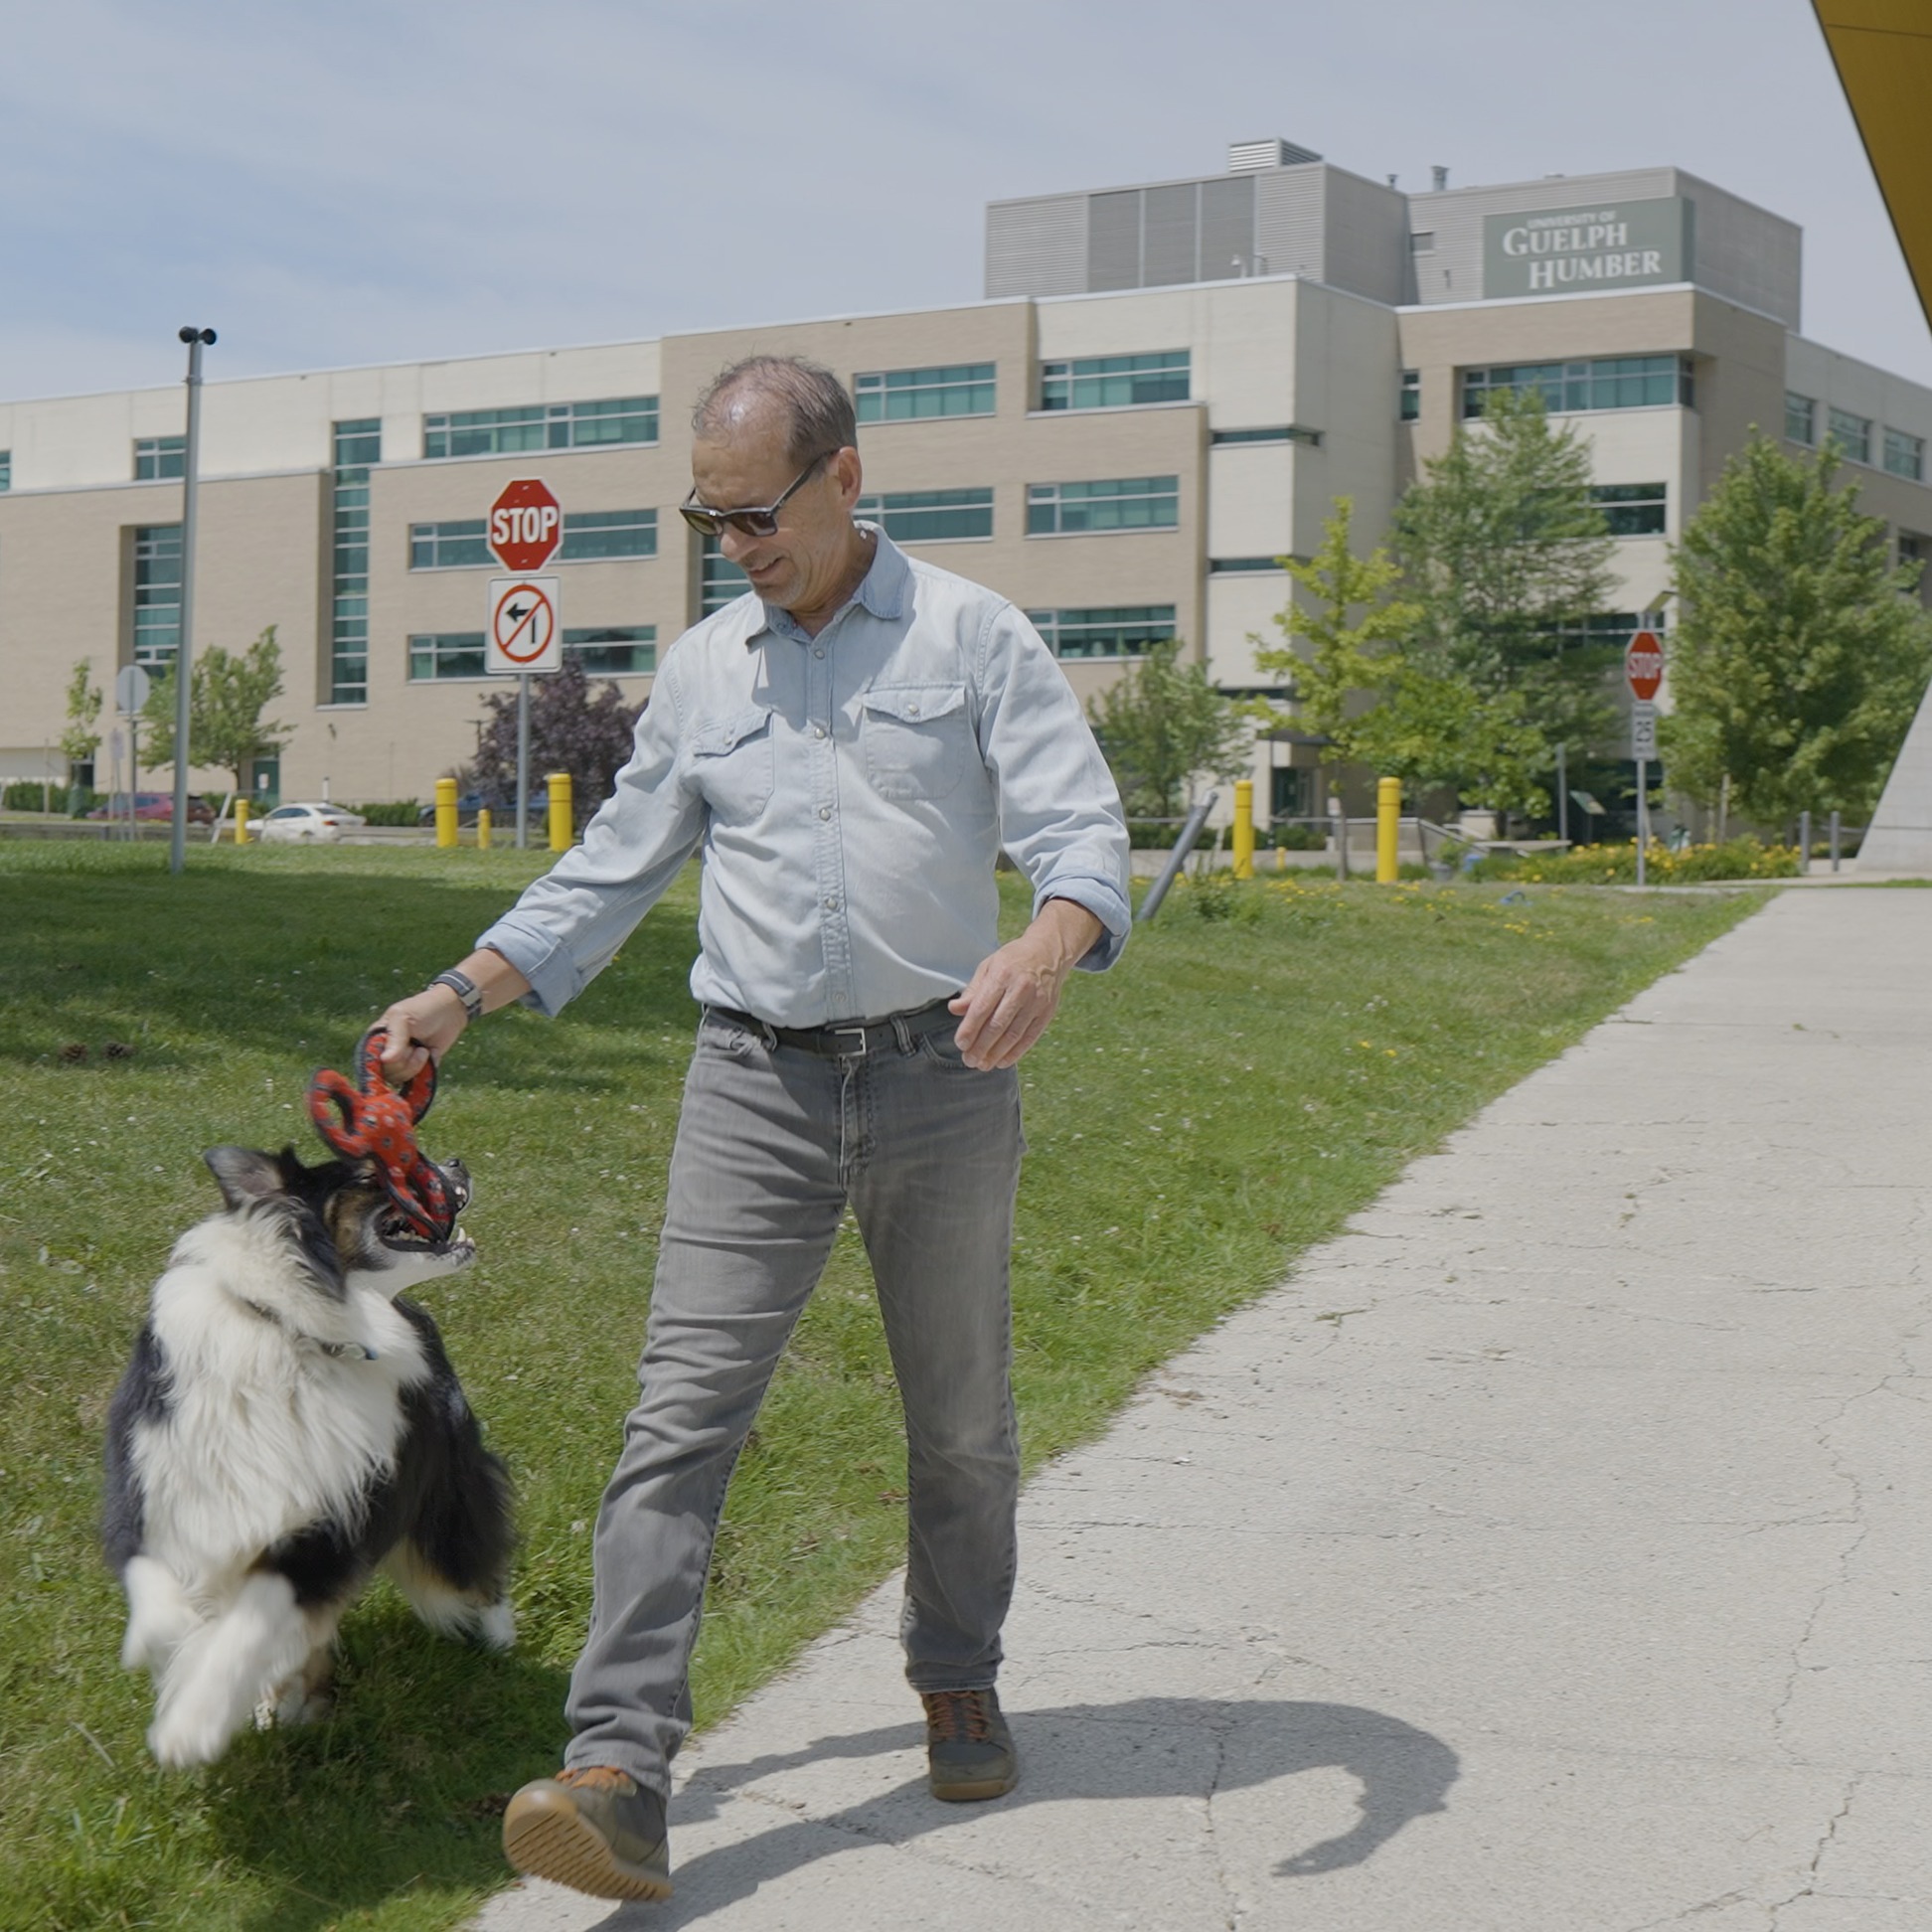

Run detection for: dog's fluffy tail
[[146, 1571, 314, 1767]]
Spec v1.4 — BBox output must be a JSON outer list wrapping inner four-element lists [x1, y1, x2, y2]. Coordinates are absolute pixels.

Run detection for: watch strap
[[430, 968, 483, 1023]]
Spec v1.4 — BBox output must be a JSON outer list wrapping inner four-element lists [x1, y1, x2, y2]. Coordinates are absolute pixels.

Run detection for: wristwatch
[[430, 968, 484, 1023]]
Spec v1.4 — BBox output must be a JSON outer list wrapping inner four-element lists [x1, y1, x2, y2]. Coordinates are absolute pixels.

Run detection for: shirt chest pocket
[[690, 706, 775, 820], [862, 685, 970, 802]]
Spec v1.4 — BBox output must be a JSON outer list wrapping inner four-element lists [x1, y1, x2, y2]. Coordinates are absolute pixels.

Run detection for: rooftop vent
[[1228, 137, 1322, 173], [1431, 165, 1449, 191]]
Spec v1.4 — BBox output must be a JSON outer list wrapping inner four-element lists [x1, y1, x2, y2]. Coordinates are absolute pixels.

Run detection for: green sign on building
[[1484, 197, 1692, 299]]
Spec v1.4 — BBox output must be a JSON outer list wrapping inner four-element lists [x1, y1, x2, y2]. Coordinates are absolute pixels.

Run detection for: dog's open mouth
[[378, 1209, 472, 1258]]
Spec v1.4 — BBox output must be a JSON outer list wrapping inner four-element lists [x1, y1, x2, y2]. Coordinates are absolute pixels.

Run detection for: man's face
[[690, 404, 862, 617]]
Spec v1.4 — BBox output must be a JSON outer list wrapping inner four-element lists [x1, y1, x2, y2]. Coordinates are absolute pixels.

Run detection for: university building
[[5, 138, 1931, 818]]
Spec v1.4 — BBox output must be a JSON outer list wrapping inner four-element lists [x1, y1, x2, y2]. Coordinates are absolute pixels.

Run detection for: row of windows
[[0, 448, 9, 491], [330, 418, 380, 706], [1027, 476, 1179, 535], [1461, 356, 1693, 418], [409, 509, 659, 569], [421, 398, 659, 460], [1786, 392, 1926, 479], [854, 352, 1194, 421], [407, 625, 657, 682]]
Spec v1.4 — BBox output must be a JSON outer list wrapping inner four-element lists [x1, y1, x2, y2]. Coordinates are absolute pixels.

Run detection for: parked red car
[[87, 792, 216, 824]]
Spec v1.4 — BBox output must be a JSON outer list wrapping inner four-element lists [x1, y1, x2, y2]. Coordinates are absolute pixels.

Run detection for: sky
[[2, 0, 1925, 400]]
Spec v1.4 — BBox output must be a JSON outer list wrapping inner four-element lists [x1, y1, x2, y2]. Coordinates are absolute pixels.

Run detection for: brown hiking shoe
[[921, 1688, 1019, 1801], [502, 1764, 672, 1902]]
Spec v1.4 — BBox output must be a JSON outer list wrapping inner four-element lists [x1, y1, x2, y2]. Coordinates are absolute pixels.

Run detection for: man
[[376, 355, 1130, 1903]]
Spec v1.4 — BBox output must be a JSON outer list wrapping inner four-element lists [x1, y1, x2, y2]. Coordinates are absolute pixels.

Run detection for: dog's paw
[[148, 1703, 234, 1768], [258, 1677, 334, 1729], [475, 1598, 516, 1651]]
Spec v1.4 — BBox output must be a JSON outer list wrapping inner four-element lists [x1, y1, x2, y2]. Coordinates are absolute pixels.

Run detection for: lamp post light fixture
[[170, 325, 217, 875]]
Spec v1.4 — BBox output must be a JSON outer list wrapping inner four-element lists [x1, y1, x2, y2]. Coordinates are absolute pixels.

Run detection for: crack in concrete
[[1765, 1774, 1861, 1927], [1621, 1886, 1760, 1931], [1200, 1724, 1240, 1930]]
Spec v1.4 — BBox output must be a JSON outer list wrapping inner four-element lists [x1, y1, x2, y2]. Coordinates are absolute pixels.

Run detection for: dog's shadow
[[599, 1695, 1458, 1926]]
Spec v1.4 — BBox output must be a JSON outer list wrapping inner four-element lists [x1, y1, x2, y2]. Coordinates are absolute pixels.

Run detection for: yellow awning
[[1815, 1, 1932, 332]]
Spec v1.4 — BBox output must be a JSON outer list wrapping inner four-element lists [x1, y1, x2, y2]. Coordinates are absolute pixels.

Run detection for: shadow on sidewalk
[[605, 1696, 1457, 1924]]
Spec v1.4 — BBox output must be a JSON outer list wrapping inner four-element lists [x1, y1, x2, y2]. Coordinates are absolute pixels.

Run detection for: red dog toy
[[306, 1026, 456, 1242]]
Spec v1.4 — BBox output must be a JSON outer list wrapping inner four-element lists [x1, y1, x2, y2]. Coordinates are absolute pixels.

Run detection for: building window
[[1209, 556, 1289, 573], [1461, 355, 1692, 418], [1209, 424, 1322, 446], [700, 534, 750, 615], [329, 418, 379, 704], [561, 508, 658, 561], [1544, 610, 1668, 652], [1409, 231, 1436, 254], [1025, 605, 1178, 659], [1786, 392, 1817, 444], [1883, 426, 1924, 481], [407, 631, 488, 681], [1591, 482, 1668, 537], [854, 364, 995, 422], [854, 488, 994, 543], [134, 435, 185, 481], [409, 508, 659, 568], [0, 449, 10, 491], [421, 397, 658, 459], [1028, 476, 1179, 537], [1827, 405, 1872, 464], [564, 624, 657, 675], [409, 519, 490, 570], [131, 525, 183, 671], [1399, 370, 1420, 422], [1039, 350, 1190, 411]]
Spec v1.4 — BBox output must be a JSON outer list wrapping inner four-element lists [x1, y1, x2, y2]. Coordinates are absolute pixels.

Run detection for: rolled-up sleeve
[[974, 603, 1132, 971], [475, 661, 706, 1016]]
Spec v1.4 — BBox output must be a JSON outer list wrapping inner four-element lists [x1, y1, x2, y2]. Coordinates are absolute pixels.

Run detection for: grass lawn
[[0, 843, 1765, 1931]]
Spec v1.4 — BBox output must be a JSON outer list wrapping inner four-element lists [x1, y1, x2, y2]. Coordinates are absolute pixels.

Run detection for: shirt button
[[813, 647, 825, 659], [823, 894, 839, 910], [813, 725, 827, 739], [907, 703, 920, 716], [818, 806, 831, 820]]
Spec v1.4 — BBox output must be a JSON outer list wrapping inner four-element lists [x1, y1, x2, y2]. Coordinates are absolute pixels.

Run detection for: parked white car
[[253, 802, 368, 844]]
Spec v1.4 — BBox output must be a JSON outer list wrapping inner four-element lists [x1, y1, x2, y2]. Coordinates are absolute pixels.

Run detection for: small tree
[[1663, 435, 1932, 825], [60, 658, 103, 776], [1256, 499, 1550, 815], [1393, 385, 1619, 752], [471, 655, 643, 826], [141, 625, 293, 795], [1085, 639, 1250, 819]]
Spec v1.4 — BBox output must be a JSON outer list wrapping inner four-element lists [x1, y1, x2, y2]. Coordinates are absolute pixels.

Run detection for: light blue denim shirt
[[476, 529, 1131, 1027]]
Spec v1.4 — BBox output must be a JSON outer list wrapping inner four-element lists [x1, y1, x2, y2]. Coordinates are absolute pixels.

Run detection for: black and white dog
[[103, 1145, 514, 1767]]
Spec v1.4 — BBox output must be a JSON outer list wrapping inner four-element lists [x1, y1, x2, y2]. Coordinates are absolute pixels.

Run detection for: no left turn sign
[[487, 575, 562, 674]]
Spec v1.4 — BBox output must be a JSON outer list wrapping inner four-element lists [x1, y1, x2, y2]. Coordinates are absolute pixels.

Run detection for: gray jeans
[[563, 1003, 1025, 1794]]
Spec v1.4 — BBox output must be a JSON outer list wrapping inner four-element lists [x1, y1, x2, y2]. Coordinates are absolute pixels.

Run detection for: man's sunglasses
[[678, 450, 833, 540]]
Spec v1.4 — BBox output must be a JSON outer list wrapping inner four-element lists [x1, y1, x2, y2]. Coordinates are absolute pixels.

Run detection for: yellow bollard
[[547, 771, 572, 853], [434, 776, 458, 849], [475, 807, 492, 851], [234, 799, 249, 845], [1375, 776, 1400, 884], [1232, 778, 1254, 880]]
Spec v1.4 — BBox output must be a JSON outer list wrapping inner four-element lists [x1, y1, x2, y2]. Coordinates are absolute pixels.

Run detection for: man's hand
[[374, 949, 532, 1081], [949, 899, 1104, 1071]]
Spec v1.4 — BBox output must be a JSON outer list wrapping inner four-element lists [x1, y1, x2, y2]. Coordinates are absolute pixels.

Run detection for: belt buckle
[[829, 1024, 870, 1058]]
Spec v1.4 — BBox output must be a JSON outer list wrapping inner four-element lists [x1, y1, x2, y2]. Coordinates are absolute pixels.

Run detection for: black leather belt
[[704, 997, 956, 1058]]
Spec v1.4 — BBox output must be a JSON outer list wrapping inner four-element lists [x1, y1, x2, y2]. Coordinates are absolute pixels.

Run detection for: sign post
[[1625, 628, 1665, 887], [485, 479, 564, 848]]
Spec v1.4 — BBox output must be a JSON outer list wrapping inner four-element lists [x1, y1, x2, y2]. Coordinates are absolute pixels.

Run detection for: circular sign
[[1625, 629, 1665, 702], [487, 477, 563, 572], [114, 664, 152, 716], [491, 579, 557, 665]]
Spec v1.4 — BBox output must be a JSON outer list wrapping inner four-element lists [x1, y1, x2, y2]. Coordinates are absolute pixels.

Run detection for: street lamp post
[[170, 326, 216, 875]]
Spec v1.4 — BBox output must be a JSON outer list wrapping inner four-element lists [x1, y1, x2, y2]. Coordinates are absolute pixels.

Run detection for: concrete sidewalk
[[473, 888, 1932, 1931]]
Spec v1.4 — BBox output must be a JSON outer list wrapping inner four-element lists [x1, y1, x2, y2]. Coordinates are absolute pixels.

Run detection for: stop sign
[[1625, 628, 1665, 702], [487, 477, 563, 572]]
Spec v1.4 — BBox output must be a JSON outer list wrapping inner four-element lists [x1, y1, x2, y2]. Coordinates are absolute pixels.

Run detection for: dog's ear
[[203, 1147, 289, 1208]]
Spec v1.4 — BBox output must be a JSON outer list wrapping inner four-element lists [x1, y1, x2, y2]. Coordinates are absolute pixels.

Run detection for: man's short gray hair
[[692, 356, 857, 466]]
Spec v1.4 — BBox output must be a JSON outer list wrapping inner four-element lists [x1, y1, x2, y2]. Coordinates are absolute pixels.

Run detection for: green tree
[[1255, 499, 1551, 814], [141, 625, 293, 794], [1393, 385, 1619, 752], [1663, 434, 1932, 824], [59, 658, 103, 773], [1086, 639, 1250, 818]]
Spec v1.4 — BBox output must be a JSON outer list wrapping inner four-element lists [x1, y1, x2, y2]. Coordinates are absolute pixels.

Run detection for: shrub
[[352, 800, 423, 826], [1471, 838, 1800, 885], [3, 781, 64, 812]]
